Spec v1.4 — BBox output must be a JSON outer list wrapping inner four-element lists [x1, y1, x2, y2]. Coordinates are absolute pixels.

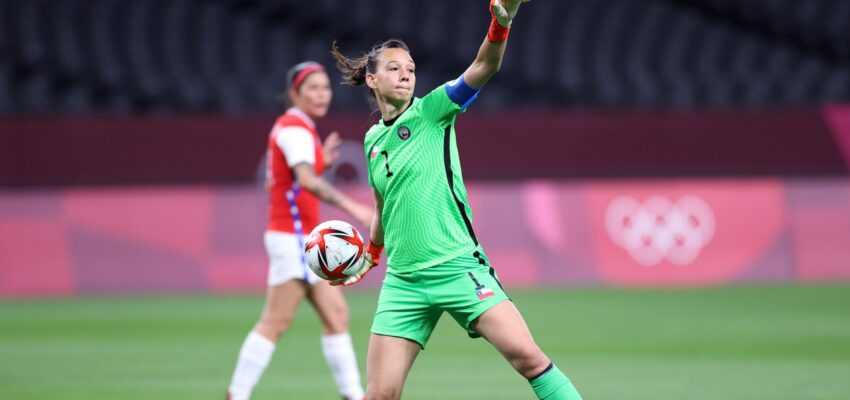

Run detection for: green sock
[[529, 364, 582, 400]]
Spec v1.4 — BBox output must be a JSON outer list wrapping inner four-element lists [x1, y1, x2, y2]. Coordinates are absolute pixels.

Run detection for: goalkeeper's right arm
[[330, 188, 384, 286], [461, 0, 530, 90]]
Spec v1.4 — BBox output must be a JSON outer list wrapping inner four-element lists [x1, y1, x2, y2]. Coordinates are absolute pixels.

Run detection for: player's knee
[[508, 347, 550, 379], [323, 318, 349, 334], [336, 302, 351, 323], [256, 317, 292, 340], [366, 384, 402, 400], [323, 304, 350, 334]]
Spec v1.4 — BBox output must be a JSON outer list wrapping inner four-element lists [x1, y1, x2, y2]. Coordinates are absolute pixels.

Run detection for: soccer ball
[[304, 220, 366, 281]]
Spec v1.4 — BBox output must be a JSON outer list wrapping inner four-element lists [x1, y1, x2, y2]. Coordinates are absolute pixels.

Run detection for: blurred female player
[[226, 61, 373, 400], [330, 1, 582, 399]]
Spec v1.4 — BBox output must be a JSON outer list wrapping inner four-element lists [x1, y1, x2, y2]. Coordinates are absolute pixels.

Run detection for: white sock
[[321, 333, 365, 399], [228, 331, 276, 400]]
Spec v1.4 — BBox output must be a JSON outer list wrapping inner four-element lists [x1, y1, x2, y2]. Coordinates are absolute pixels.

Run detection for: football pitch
[[1, 284, 849, 399]]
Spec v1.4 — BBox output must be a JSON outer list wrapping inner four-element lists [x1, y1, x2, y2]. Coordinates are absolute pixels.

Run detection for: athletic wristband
[[487, 17, 510, 42], [366, 241, 384, 261]]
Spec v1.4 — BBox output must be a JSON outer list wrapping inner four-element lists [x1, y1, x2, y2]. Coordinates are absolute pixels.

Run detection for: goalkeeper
[[331, 1, 583, 399]]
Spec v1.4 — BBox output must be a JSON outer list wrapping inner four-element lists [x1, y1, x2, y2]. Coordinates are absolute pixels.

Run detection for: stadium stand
[[0, 0, 849, 113]]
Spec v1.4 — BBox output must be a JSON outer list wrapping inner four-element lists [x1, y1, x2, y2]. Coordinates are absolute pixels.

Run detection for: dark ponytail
[[331, 39, 410, 99]]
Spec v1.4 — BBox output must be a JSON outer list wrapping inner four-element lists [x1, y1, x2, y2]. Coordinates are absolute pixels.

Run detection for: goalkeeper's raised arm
[[462, 0, 530, 89]]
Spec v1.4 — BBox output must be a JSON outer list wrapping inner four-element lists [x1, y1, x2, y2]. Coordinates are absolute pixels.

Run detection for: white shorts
[[264, 230, 322, 286]]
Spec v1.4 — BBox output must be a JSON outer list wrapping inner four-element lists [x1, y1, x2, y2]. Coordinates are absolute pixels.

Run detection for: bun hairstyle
[[331, 39, 410, 100]]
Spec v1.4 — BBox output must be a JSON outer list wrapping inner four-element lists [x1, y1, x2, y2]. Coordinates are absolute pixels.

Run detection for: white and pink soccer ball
[[304, 220, 366, 281]]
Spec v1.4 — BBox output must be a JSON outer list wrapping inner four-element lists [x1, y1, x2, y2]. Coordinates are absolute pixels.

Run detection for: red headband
[[291, 64, 326, 92]]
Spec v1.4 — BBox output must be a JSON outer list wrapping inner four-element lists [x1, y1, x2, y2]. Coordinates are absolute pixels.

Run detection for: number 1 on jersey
[[380, 150, 393, 177]]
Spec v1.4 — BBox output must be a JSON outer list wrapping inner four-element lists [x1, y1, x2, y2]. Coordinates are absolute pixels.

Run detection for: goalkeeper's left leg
[[472, 301, 583, 400], [529, 363, 582, 400]]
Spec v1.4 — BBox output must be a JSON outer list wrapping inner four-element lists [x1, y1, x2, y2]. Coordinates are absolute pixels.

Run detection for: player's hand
[[330, 241, 383, 286], [490, 0, 529, 28], [330, 261, 373, 286], [363, 240, 383, 268], [323, 131, 342, 166]]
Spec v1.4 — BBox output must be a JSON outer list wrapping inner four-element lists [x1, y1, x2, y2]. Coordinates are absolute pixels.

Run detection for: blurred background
[[1, 0, 850, 399]]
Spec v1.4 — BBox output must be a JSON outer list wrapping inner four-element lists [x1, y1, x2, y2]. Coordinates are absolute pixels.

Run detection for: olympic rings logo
[[604, 196, 715, 266]]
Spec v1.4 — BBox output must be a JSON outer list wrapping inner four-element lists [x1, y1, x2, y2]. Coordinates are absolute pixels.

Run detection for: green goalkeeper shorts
[[370, 248, 510, 349]]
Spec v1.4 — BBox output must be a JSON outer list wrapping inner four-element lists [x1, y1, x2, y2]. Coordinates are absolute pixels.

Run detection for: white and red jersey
[[265, 108, 325, 234]]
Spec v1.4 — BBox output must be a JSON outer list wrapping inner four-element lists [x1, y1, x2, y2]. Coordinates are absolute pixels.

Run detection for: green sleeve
[[419, 84, 463, 125]]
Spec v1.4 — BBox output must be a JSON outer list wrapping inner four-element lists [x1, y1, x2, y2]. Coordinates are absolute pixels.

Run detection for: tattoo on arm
[[310, 178, 339, 206], [292, 163, 340, 206]]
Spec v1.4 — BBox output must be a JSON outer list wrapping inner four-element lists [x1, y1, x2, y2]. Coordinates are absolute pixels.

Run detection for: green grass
[[1, 284, 850, 399]]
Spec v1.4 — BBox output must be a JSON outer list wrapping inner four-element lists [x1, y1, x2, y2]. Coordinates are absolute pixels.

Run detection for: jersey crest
[[397, 125, 411, 140]]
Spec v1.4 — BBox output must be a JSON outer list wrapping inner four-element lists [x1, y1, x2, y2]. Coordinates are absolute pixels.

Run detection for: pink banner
[[585, 180, 789, 286], [785, 180, 850, 281], [2, 179, 850, 297]]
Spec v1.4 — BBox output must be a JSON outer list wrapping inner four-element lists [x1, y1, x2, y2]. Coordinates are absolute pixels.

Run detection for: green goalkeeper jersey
[[364, 84, 479, 273]]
